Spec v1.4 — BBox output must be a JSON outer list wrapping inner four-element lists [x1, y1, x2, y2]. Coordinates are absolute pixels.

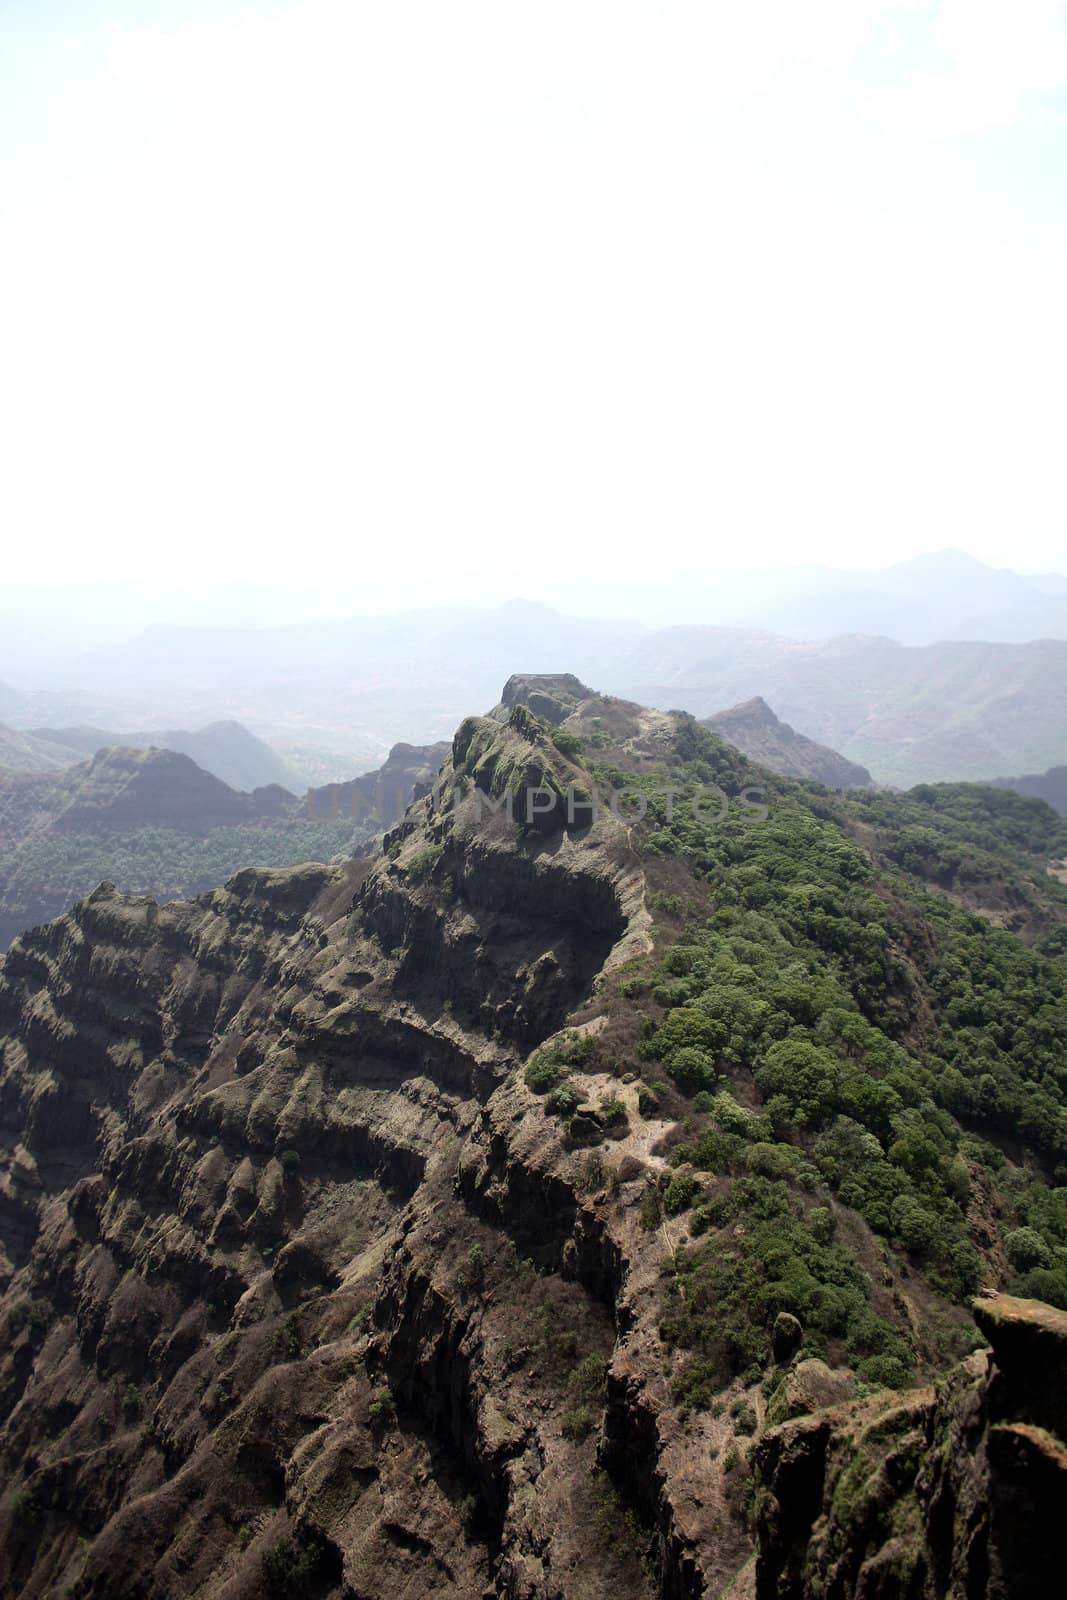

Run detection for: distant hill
[[0, 749, 342, 950], [20, 718, 297, 793], [0, 737, 446, 951], [304, 741, 450, 828], [991, 766, 1067, 817], [702, 697, 873, 788], [763, 549, 1067, 646]]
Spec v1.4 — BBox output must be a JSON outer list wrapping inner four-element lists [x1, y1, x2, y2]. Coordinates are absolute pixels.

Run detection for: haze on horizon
[[1, 0, 1065, 600]]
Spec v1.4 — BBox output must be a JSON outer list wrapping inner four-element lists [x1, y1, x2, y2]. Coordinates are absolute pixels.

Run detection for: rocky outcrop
[[496, 675, 598, 727], [752, 1295, 1067, 1600], [2, 685, 1063, 1600]]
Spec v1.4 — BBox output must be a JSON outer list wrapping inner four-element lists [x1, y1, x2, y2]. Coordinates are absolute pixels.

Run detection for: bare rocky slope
[[1, 683, 1066, 1597]]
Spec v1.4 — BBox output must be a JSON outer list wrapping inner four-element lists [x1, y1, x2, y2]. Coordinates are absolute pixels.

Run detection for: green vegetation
[[551, 727, 583, 759], [367, 1388, 396, 1428], [121, 1383, 144, 1420], [261, 1535, 328, 1597], [524, 1029, 595, 1094], [406, 843, 444, 883], [5, 1298, 51, 1340], [602, 720, 1067, 1402], [544, 1084, 582, 1117], [525, 1053, 563, 1093], [661, 1176, 911, 1410], [273, 1311, 303, 1362], [456, 1243, 487, 1293], [0, 817, 358, 942]]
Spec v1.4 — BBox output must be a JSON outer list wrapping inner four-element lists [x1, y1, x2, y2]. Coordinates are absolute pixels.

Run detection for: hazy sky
[[2, 0, 1065, 595]]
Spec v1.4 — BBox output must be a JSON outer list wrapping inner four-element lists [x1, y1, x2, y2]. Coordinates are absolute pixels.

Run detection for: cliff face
[[0, 706, 688, 1600], [752, 1294, 1067, 1600]]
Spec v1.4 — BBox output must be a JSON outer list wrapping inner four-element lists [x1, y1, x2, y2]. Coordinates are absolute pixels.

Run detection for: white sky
[[1, 0, 1066, 593]]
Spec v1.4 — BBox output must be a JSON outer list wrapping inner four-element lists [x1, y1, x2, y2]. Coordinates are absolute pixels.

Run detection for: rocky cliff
[[753, 1293, 1067, 1599]]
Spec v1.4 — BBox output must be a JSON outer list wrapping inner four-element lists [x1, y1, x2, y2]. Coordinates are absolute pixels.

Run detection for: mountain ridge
[[1, 678, 1066, 1596]]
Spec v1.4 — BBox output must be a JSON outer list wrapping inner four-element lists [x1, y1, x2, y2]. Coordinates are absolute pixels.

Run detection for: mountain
[[304, 740, 450, 828], [702, 696, 873, 788], [19, 719, 299, 794], [1, 678, 1065, 1596], [991, 765, 1067, 817], [6, 553, 1065, 645], [763, 549, 1067, 646], [0, 739, 448, 953]]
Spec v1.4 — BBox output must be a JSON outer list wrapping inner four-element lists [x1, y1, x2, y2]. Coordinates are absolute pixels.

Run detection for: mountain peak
[[703, 696, 873, 788]]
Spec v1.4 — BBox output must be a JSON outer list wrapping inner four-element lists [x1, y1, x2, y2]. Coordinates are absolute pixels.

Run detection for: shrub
[[273, 1311, 302, 1362], [556, 1031, 596, 1067], [279, 1149, 301, 1175], [855, 1354, 911, 1390], [640, 1183, 663, 1230], [262, 1536, 326, 1597], [561, 1406, 595, 1441], [6, 1298, 50, 1340], [122, 1383, 144, 1419], [663, 1172, 700, 1215], [731, 1399, 757, 1436], [599, 1097, 628, 1128], [457, 1243, 486, 1292], [368, 1388, 396, 1428], [637, 1085, 659, 1116], [525, 1053, 563, 1093], [545, 1084, 582, 1117], [668, 1046, 719, 1095], [1004, 1226, 1053, 1272], [406, 843, 444, 883], [551, 728, 583, 758], [569, 1354, 608, 1402]]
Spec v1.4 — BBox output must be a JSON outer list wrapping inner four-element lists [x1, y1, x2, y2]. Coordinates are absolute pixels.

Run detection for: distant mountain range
[[619, 632, 1067, 788], [3, 550, 1066, 651], [0, 718, 297, 792], [2, 554, 1066, 790]]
